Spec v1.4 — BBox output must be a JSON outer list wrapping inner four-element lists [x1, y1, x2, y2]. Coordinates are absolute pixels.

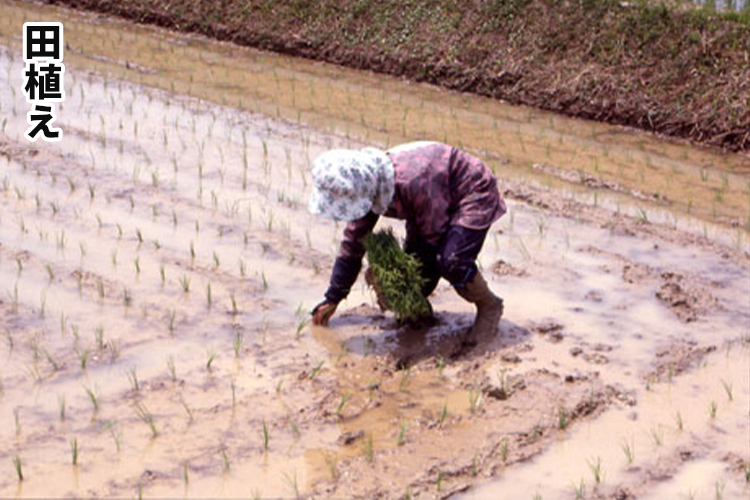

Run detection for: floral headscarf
[[308, 147, 395, 221]]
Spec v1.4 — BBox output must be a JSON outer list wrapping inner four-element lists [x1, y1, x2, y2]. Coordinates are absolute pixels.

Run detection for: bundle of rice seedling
[[363, 229, 431, 324]]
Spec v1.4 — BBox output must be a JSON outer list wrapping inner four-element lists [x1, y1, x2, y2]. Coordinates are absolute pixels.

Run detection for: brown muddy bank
[[40, 0, 750, 152]]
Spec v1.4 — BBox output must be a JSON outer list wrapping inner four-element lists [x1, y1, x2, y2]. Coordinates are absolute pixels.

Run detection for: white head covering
[[308, 147, 395, 221]]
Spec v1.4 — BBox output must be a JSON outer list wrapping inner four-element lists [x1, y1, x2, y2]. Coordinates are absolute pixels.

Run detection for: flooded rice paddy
[[0, 1, 748, 499]]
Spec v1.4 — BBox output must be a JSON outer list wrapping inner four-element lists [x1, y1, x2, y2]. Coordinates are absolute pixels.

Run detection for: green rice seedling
[[3, 329, 13, 352], [78, 348, 89, 371], [94, 326, 105, 350], [720, 379, 733, 401], [189, 241, 195, 262], [650, 425, 663, 447], [439, 402, 448, 426], [127, 368, 140, 392], [12, 455, 23, 481], [500, 440, 509, 463], [276, 379, 285, 394], [286, 417, 300, 439], [436, 355, 446, 379], [363, 433, 374, 463], [230, 292, 238, 315], [70, 437, 78, 465], [39, 293, 47, 319], [167, 356, 176, 381], [517, 237, 531, 260], [159, 264, 166, 286], [97, 279, 105, 301], [88, 183, 95, 201], [56, 230, 66, 250], [262, 420, 270, 451], [675, 411, 684, 431], [26, 362, 43, 384], [621, 438, 634, 465], [282, 470, 299, 499], [396, 422, 407, 446], [558, 407, 568, 430], [58, 394, 66, 421], [261, 272, 268, 293], [335, 345, 349, 365], [205, 283, 212, 309], [43, 349, 60, 372], [123, 288, 132, 307], [573, 479, 585, 500], [495, 369, 508, 400], [363, 230, 430, 323], [116, 223, 123, 239], [135, 403, 158, 438], [84, 386, 99, 412], [637, 208, 649, 224], [468, 390, 482, 413], [167, 309, 176, 335], [587, 456, 603, 484], [206, 350, 217, 372], [180, 275, 191, 293], [715, 480, 725, 499], [233, 330, 243, 357], [136, 229, 143, 245], [323, 452, 339, 480], [295, 318, 309, 340], [309, 361, 325, 380], [709, 401, 717, 419], [336, 394, 350, 417], [10, 284, 18, 314], [179, 395, 194, 424], [219, 445, 230, 472], [238, 259, 247, 278], [183, 463, 189, 485], [231, 380, 237, 409], [367, 382, 377, 402], [134, 257, 141, 275], [46, 263, 55, 283], [399, 367, 411, 392], [212, 251, 220, 268]]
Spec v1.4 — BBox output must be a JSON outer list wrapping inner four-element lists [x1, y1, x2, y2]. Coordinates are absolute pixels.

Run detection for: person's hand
[[312, 300, 338, 326]]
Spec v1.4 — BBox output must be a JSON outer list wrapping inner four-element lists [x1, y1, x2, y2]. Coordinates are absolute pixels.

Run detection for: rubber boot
[[455, 272, 504, 344]]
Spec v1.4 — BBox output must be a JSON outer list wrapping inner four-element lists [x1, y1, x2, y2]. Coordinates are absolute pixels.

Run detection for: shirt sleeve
[[324, 211, 379, 303]]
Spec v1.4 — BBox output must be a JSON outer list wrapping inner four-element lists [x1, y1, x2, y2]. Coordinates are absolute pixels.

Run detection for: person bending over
[[309, 141, 506, 342]]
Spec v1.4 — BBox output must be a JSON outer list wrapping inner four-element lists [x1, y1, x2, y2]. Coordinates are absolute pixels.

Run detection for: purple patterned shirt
[[339, 142, 506, 260]]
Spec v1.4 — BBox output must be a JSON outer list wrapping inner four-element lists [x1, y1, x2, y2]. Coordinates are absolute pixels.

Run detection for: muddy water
[[0, 1, 748, 499]]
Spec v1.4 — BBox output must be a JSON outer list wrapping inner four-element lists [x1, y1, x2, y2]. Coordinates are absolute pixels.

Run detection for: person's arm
[[312, 211, 379, 324]]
